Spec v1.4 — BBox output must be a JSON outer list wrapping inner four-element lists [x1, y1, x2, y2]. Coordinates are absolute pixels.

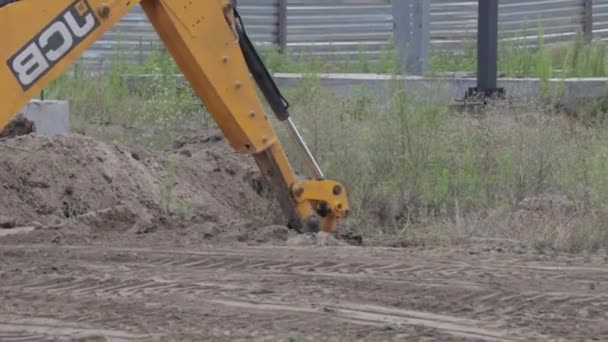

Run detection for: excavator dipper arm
[[0, 0, 349, 232]]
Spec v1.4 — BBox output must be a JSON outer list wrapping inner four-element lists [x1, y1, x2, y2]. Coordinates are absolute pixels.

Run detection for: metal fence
[[433, 1, 581, 48], [76, 0, 607, 73], [286, 0, 393, 60], [79, 0, 283, 70]]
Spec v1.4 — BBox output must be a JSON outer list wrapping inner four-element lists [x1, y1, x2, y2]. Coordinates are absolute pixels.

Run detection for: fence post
[[477, 0, 499, 92], [583, 0, 593, 43], [392, 0, 430, 75], [392, 0, 411, 73], [408, 0, 430, 75], [278, 0, 288, 52]]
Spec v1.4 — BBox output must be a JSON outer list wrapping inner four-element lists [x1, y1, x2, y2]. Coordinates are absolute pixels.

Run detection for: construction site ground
[[0, 129, 607, 341]]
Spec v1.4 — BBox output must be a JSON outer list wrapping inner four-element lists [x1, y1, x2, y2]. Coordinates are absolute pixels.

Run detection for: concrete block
[[20, 100, 70, 136]]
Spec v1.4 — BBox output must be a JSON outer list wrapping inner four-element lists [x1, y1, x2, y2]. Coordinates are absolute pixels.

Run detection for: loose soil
[[0, 113, 35, 139], [0, 129, 287, 246], [0, 130, 606, 341], [0, 244, 606, 341]]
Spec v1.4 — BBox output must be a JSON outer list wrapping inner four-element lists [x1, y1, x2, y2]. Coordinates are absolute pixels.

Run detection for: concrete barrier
[[272, 73, 608, 107], [20, 100, 70, 136], [121, 73, 608, 108]]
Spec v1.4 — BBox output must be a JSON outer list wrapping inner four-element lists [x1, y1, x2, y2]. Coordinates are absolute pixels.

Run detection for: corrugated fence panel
[[594, 0, 608, 40], [78, 6, 156, 71], [431, 0, 586, 50], [72, 0, 593, 71], [286, 0, 393, 61], [235, 0, 281, 44], [75, 0, 280, 71]]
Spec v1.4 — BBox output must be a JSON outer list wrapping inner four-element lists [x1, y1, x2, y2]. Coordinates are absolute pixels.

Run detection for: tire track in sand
[[0, 316, 153, 342], [206, 299, 544, 342], [1, 244, 606, 341]]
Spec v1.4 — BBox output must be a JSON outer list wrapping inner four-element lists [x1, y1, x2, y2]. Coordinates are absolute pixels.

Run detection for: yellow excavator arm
[[0, 0, 349, 233]]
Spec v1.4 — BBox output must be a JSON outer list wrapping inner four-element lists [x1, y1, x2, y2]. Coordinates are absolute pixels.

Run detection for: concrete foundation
[[273, 73, 608, 108], [123, 73, 608, 109], [19, 100, 70, 136]]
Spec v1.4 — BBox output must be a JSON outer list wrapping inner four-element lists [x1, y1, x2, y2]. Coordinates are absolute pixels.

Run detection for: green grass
[[159, 153, 181, 215], [275, 74, 608, 252], [44, 44, 206, 148], [258, 24, 608, 79], [51, 23, 608, 86], [256, 40, 400, 75], [426, 28, 608, 79], [38, 28, 608, 253]]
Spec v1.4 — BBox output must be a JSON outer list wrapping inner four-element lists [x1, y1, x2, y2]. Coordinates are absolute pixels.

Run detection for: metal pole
[[583, 0, 593, 43], [477, 0, 498, 91], [408, 0, 430, 75], [392, 0, 411, 73], [278, 0, 288, 52]]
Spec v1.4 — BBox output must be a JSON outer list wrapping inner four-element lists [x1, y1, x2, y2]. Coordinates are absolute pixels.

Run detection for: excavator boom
[[0, 0, 349, 232]]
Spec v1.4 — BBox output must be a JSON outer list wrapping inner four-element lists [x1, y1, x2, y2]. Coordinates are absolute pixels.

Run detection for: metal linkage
[[283, 117, 324, 180]]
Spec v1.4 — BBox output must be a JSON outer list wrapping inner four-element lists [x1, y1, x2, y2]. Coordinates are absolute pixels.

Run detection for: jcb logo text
[[7, 0, 99, 90]]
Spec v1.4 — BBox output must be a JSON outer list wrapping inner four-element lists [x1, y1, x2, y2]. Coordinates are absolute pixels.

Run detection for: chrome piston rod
[[283, 117, 325, 180]]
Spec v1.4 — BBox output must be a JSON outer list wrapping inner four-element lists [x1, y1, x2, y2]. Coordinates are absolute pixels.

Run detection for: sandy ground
[[0, 241, 607, 341], [0, 129, 607, 341]]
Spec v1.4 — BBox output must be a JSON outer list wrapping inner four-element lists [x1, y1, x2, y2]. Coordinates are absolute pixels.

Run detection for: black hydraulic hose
[[0, 0, 19, 8], [233, 8, 290, 121]]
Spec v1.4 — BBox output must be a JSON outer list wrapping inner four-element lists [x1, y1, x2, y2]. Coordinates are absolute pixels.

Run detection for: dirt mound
[[0, 113, 35, 139], [0, 129, 281, 245]]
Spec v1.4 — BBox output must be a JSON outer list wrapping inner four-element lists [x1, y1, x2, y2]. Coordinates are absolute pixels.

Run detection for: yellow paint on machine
[[0, 0, 139, 128]]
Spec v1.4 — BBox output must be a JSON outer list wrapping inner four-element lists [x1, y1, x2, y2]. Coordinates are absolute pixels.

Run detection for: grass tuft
[[39, 28, 608, 252]]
